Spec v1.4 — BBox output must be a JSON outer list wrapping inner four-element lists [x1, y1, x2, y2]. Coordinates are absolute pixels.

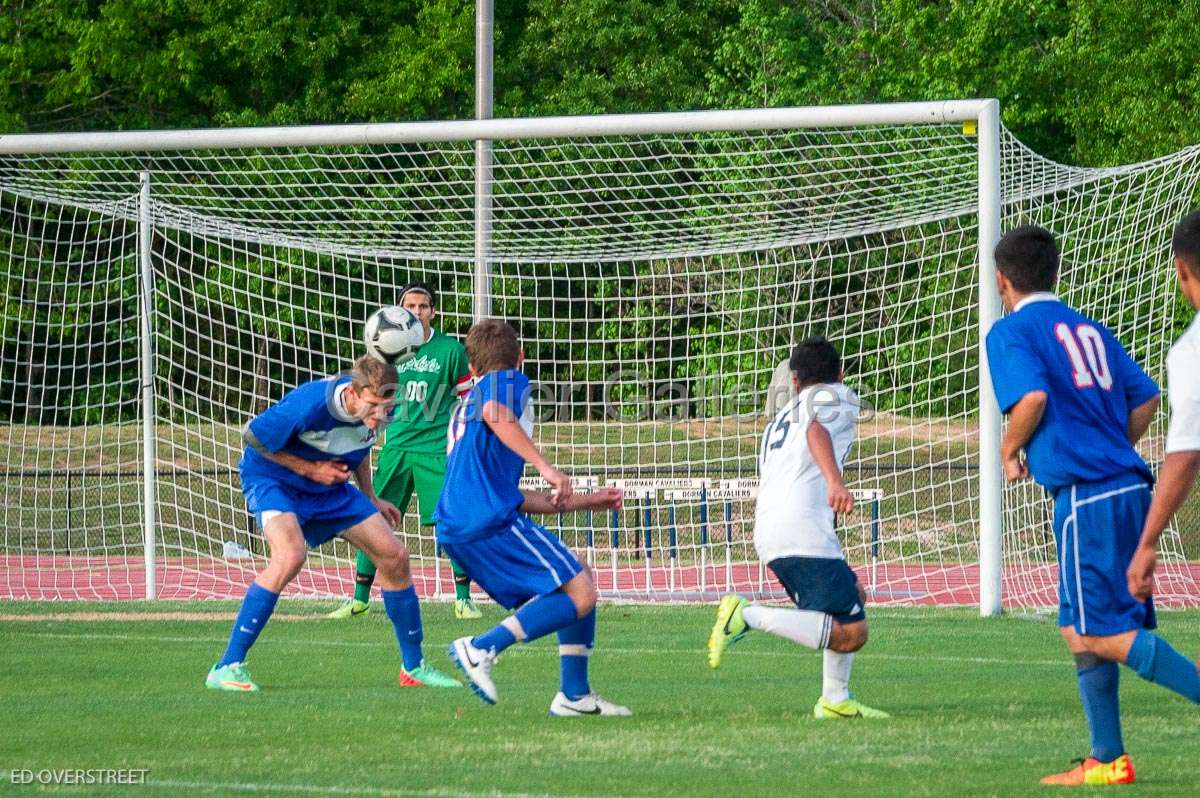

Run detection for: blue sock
[[472, 623, 518, 655], [1125, 629, 1200, 703], [382, 587, 424, 672], [514, 591, 580, 642], [218, 582, 279, 667], [473, 592, 579, 656], [1076, 655, 1124, 762], [557, 608, 596, 700]]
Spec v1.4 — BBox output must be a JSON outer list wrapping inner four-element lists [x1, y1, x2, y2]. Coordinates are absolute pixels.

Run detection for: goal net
[[1, 104, 1198, 608]]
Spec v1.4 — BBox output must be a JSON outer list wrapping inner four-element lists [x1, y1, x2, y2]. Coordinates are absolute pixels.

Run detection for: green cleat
[[813, 696, 890, 719], [206, 662, 259, 692], [399, 660, 463, 688], [454, 597, 483, 620], [707, 594, 749, 669], [325, 599, 369, 620]]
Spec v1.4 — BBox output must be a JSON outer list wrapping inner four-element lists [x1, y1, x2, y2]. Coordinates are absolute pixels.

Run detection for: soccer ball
[[364, 305, 425, 365]]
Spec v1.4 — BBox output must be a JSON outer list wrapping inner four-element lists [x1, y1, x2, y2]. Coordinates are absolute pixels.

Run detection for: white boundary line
[[1, 629, 1070, 667], [142, 778, 597, 798]]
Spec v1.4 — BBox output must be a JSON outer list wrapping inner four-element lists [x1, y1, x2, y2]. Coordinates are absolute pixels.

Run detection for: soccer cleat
[[1039, 754, 1135, 785], [707, 594, 749, 669], [454, 597, 483, 620], [813, 696, 890, 719], [325, 599, 369, 619], [205, 662, 259, 692], [398, 660, 462, 688], [549, 692, 633, 717], [448, 636, 498, 705]]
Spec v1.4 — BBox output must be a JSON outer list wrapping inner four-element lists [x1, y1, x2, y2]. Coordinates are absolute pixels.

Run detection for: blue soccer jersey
[[239, 376, 378, 494], [434, 369, 531, 543], [985, 294, 1159, 491]]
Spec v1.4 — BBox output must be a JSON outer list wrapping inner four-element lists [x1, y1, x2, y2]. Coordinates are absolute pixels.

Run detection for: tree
[[1059, 0, 1200, 165]]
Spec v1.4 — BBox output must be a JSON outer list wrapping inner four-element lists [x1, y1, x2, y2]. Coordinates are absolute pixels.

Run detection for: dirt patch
[[0, 612, 321, 623]]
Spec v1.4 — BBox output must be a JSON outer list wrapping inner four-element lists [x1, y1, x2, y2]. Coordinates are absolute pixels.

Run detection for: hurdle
[[607, 478, 710, 592]]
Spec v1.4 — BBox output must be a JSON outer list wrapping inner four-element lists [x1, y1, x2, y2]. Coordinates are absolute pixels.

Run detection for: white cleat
[[549, 692, 633, 717], [448, 636, 498, 705]]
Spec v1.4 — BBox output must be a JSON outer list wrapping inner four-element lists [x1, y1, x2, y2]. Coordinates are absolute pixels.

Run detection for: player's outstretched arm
[[1000, 390, 1047, 481], [1126, 395, 1161, 445], [481, 399, 572, 507], [243, 423, 350, 486], [352, 457, 402, 527], [1129, 450, 1200, 601], [807, 419, 854, 514], [520, 487, 623, 515]]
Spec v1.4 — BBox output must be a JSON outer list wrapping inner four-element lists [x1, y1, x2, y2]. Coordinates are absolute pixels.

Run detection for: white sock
[[741, 605, 831, 650], [822, 649, 853, 703]]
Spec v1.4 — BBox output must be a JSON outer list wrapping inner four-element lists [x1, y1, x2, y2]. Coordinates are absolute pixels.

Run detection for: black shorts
[[769, 556, 866, 624]]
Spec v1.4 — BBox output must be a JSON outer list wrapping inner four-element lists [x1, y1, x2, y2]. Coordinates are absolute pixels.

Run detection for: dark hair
[[789, 336, 840, 387], [994, 225, 1059, 293], [399, 281, 436, 307], [466, 319, 520, 374], [1172, 210, 1200, 278]]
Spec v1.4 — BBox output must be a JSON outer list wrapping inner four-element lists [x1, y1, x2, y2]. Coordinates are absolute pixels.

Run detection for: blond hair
[[350, 355, 398, 396]]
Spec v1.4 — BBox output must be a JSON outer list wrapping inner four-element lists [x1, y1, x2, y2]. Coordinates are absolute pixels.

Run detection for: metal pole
[[65, 471, 72, 552], [138, 172, 158, 600], [976, 100, 1004, 617], [870, 497, 880, 596], [0, 100, 998, 153], [473, 0, 494, 321]]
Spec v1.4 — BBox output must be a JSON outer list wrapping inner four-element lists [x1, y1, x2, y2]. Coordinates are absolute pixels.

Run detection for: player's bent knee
[[279, 549, 307, 575], [261, 547, 306, 589], [372, 546, 410, 581], [1078, 632, 1135, 663], [562, 572, 597, 616], [264, 536, 306, 573], [829, 621, 868, 653]]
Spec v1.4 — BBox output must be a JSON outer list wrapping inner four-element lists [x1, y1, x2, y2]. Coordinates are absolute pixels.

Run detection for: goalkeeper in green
[[328, 282, 483, 623]]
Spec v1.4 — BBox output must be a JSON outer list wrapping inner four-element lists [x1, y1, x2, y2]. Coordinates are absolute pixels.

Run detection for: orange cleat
[[397, 661, 462, 688], [1040, 754, 1135, 785]]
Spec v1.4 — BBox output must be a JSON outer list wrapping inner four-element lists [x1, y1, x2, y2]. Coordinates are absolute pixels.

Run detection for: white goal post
[[1, 100, 1196, 613]]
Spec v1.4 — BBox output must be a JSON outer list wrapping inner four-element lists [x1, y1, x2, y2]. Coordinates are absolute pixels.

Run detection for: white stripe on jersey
[[297, 426, 375, 456], [511, 522, 563, 587], [753, 383, 860, 562]]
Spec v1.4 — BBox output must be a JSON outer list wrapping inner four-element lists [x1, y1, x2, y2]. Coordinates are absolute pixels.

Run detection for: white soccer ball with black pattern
[[364, 305, 425, 365]]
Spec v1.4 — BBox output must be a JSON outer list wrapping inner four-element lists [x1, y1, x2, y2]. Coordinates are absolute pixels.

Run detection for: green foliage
[[0, 194, 141, 425], [3, 1, 1199, 163], [502, 0, 737, 116], [1058, 0, 1200, 165], [0, 0, 477, 130]]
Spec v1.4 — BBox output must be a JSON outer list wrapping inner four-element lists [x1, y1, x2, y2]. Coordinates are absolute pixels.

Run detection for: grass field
[[2, 602, 1199, 797]]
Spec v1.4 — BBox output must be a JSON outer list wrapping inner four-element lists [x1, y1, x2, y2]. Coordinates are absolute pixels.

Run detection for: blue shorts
[[1053, 475, 1156, 636], [242, 475, 378, 548], [439, 515, 584, 609], [769, 556, 866, 624]]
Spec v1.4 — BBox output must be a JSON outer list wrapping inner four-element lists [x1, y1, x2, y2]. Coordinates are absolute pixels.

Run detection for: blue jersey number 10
[[1055, 322, 1113, 391]]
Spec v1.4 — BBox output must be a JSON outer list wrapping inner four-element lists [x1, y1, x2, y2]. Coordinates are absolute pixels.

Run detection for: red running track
[[4, 555, 1200, 607]]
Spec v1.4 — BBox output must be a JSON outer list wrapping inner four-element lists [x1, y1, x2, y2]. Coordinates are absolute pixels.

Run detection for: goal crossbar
[[0, 100, 996, 153]]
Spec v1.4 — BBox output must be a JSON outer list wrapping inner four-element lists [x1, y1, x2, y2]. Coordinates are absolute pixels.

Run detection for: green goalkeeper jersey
[[383, 329, 471, 454]]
